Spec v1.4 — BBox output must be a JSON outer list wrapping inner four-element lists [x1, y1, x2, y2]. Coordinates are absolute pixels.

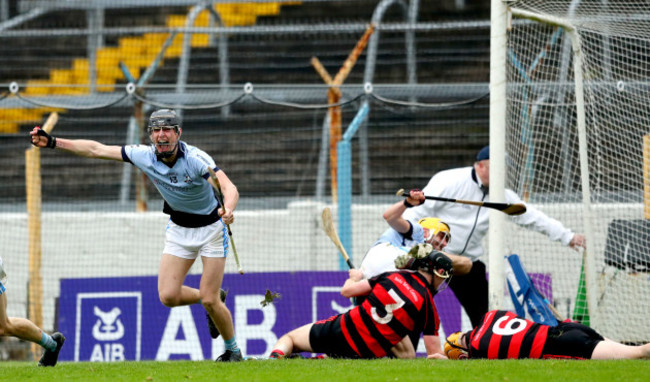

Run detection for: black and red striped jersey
[[467, 310, 549, 359], [340, 270, 439, 358]]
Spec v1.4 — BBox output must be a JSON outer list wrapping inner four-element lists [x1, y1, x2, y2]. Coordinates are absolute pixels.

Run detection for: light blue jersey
[[372, 220, 425, 248], [122, 142, 219, 215]]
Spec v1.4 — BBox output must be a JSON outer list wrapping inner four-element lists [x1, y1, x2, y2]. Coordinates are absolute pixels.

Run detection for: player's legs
[[0, 259, 63, 366], [157, 254, 199, 307], [1, 291, 64, 367], [271, 323, 315, 357], [199, 256, 233, 340], [158, 220, 211, 307], [448, 260, 488, 327], [0, 292, 42, 342], [591, 339, 650, 359], [196, 224, 242, 362]]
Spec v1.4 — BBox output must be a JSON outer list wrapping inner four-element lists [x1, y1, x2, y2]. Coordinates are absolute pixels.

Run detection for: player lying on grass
[[439, 309, 650, 360], [358, 189, 472, 281], [30, 109, 242, 362], [352, 192, 472, 355], [0, 256, 65, 366], [269, 244, 453, 359]]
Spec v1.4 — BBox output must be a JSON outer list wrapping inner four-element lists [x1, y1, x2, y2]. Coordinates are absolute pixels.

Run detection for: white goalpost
[[490, 0, 650, 343]]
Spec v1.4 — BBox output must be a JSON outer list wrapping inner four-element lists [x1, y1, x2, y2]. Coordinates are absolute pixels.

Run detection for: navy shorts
[[542, 322, 604, 359], [309, 315, 360, 358]]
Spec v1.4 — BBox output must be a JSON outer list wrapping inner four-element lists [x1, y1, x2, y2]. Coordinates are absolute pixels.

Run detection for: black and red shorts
[[542, 322, 604, 359], [309, 315, 360, 359]]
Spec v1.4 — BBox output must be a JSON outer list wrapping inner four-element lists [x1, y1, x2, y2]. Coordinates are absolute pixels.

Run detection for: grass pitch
[[2, 358, 649, 382]]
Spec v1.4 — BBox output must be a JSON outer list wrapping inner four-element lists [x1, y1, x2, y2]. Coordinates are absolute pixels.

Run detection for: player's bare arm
[[390, 336, 416, 359], [348, 268, 364, 281], [30, 127, 123, 161], [382, 189, 425, 233], [423, 334, 444, 357], [340, 271, 371, 298], [441, 252, 472, 275], [210, 169, 239, 223]]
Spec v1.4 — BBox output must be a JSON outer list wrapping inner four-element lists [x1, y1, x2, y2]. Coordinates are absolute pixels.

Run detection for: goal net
[[499, 0, 650, 343]]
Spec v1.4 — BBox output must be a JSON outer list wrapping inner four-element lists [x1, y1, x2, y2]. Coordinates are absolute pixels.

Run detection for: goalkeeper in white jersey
[[358, 189, 472, 280]]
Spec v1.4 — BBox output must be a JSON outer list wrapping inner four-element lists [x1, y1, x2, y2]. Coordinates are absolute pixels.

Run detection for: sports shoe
[[269, 351, 284, 359], [216, 349, 243, 362], [38, 332, 65, 367], [206, 289, 228, 339]]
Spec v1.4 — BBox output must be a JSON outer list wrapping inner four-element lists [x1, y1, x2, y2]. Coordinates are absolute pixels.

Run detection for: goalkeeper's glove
[[407, 243, 433, 259]]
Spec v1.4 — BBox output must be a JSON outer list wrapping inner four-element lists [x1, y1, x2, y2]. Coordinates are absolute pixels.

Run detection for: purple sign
[[57, 271, 549, 361], [58, 272, 360, 361]]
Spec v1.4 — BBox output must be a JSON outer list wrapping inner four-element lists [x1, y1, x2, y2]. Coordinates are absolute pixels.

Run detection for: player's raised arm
[[30, 126, 123, 161], [382, 188, 425, 234]]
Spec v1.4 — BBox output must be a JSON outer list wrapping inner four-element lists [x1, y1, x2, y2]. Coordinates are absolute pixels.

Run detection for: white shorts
[[359, 243, 407, 279], [163, 220, 230, 260], [0, 256, 6, 295]]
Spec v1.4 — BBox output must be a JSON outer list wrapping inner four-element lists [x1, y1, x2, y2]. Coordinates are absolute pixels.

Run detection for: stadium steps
[[2, 1, 490, 131], [148, 31, 489, 86], [1, 1, 492, 200], [22, 2, 300, 95], [2, 101, 488, 201], [0, 2, 300, 133]]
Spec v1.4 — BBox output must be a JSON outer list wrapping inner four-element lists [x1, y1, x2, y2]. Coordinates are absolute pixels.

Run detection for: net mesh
[[1, 1, 492, 360], [505, 0, 650, 343]]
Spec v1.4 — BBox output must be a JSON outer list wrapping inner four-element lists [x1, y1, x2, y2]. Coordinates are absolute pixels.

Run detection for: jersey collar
[[471, 167, 488, 194]]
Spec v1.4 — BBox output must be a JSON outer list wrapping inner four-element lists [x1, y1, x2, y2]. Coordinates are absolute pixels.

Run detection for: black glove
[[33, 128, 57, 149]]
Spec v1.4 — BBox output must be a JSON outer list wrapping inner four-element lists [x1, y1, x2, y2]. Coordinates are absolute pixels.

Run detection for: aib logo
[[75, 292, 142, 362], [92, 307, 124, 341]]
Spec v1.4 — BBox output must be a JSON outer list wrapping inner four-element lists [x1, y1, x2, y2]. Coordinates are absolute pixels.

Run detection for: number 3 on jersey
[[492, 316, 528, 336], [371, 289, 405, 324]]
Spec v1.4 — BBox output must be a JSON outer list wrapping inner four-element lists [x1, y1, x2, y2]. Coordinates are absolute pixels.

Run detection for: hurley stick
[[396, 189, 527, 216], [321, 207, 355, 269], [207, 167, 243, 274]]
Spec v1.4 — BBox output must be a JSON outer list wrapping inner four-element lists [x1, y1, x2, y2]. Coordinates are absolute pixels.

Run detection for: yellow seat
[[5, 2, 303, 133]]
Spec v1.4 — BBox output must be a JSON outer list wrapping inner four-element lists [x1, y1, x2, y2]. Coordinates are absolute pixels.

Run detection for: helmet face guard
[[148, 109, 181, 159], [433, 268, 452, 280], [417, 217, 451, 249], [444, 331, 469, 360]]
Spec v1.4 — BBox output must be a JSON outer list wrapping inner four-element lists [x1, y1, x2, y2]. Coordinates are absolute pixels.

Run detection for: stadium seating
[[1, 1, 490, 202]]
